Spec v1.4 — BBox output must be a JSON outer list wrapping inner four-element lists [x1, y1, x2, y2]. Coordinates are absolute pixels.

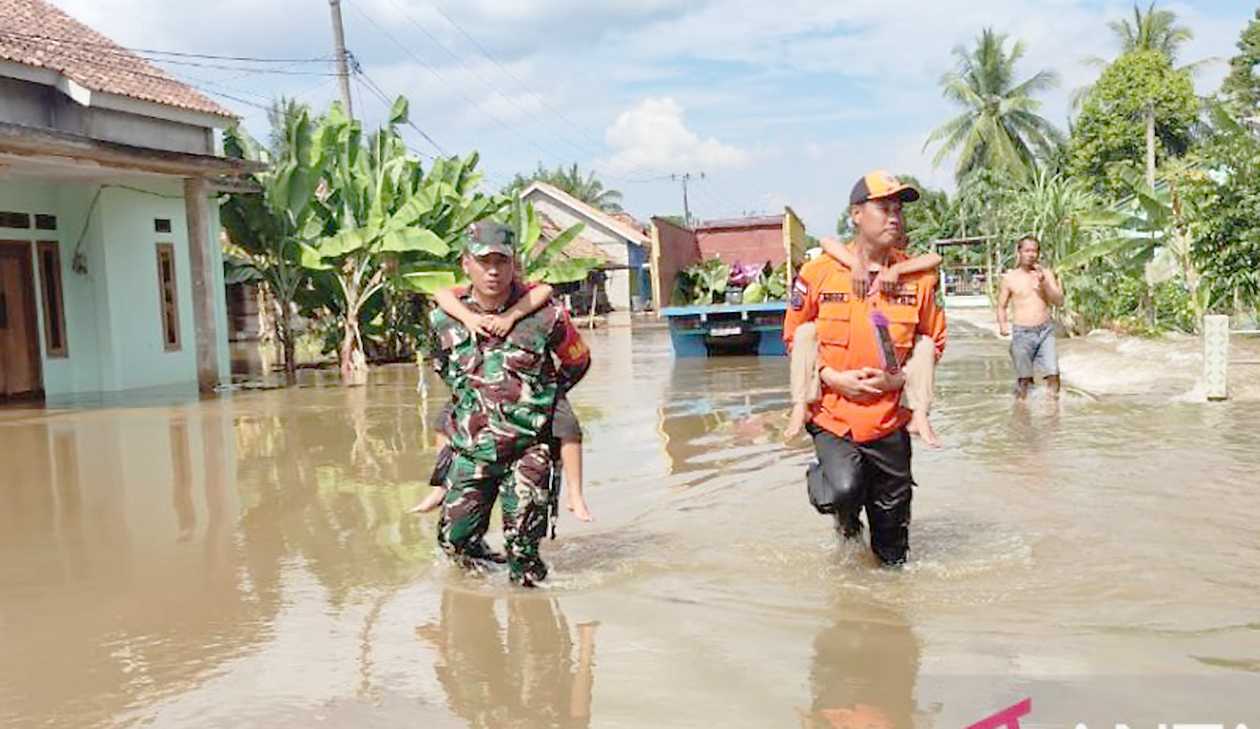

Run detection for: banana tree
[[221, 105, 335, 383], [1056, 166, 1199, 327], [508, 196, 603, 284], [400, 196, 601, 297], [301, 98, 502, 385]]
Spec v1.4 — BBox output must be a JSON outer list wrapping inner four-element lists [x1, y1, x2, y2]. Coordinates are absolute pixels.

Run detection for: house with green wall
[[0, 0, 256, 401]]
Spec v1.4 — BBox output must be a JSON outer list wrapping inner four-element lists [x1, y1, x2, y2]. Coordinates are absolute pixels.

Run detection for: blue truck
[[650, 209, 806, 357]]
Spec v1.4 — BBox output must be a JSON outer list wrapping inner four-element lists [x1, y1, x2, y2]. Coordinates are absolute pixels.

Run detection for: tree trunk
[[270, 291, 298, 386], [277, 304, 297, 386], [340, 311, 367, 386], [1145, 103, 1156, 189]]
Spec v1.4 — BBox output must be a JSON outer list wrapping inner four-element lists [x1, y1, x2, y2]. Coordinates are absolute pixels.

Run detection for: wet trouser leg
[[438, 454, 503, 568], [807, 427, 914, 565], [499, 442, 554, 587]]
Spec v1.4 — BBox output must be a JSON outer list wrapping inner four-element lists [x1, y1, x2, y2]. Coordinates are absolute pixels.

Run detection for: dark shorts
[[434, 395, 583, 442], [806, 425, 914, 566], [1010, 321, 1058, 379]]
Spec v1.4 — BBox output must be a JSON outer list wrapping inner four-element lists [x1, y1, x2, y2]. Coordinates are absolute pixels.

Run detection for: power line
[[353, 68, 446, 156], [0, 31, 337, 76], [343, 0, 565, 167], [347, 2, 703, 186], [398, 1, 683, 184], [350, 67, 513, 191], [0, 29, 334, 64], [0, 41, 268, 112], [373, 0, 596, 163], [422, 0, 681, 185]]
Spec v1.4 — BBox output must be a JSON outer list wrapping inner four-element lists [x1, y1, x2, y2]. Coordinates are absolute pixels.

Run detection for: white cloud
[[600, 97, 750, 176], [38, 0, 1255, 235]]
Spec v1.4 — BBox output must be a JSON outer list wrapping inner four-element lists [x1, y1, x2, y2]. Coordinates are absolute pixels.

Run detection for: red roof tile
[[0, 0, 235, 119]]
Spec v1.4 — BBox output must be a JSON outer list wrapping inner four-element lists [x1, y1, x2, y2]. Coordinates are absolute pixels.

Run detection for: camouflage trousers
[[437, 443, 553, 587]]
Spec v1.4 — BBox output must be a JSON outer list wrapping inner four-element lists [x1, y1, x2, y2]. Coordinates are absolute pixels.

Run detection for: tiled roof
[[0, 0, 235, 119], [538, 212, 616, 266], [521, 181, 650, 245]]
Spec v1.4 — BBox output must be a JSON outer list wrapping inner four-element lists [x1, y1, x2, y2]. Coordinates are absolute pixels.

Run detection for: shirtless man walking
[[997, 236, 1065, 399]]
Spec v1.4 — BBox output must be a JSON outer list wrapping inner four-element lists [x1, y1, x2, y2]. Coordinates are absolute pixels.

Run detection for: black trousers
[[807, 425, 914, 565]]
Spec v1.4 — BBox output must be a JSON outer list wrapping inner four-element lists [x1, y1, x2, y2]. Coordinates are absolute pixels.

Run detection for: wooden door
[[0, 241, 42, 398]]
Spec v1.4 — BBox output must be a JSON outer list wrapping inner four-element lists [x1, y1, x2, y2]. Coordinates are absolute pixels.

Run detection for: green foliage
[[298, 100, 504, 380], [1069, 50, 1198, 195], [1180, 104, 1260, 314], [507, 196, 604, 285], [672, 258, 730, 306], [674, 259, 789, 306], [221, 102, 333, 380], [1069, 264, 1197, 335], [740, 262, 789, 304], [898, 176, 958, 248], [1221, 9, 1260, 120], [1107, 2, 1195, 62], [506, 162, 624, 212], [925, 28, 1064, 182]]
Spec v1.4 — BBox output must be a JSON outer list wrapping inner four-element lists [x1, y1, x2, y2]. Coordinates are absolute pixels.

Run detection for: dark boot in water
[[834, 512, 864, 541]]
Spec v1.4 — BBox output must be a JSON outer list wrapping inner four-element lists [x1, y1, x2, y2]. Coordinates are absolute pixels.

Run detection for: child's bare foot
[[567, 493, 593, 522], [408, 487, 447, 514], [907, 410, 941, 448], [784, 403, 808, 441]]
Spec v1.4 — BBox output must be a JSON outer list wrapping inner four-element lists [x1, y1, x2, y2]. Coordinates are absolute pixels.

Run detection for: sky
[[49, 0, 1256, 234]]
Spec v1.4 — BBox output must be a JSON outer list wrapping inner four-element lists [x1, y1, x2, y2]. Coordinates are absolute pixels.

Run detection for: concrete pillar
[[1203, 314, 1229, 401], [183, 177, 220, 392]]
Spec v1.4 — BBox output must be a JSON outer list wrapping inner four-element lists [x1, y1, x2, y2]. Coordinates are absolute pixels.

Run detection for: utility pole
[[672, 172, 704, 227], [328, 0, 354, 118]]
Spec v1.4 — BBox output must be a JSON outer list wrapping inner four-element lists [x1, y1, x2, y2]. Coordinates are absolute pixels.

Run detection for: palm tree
[[925, 28, 1064, 183], [507, 163, 624, 213], [552, 163, 624, 213], [1076, 2, 1210, 186], [1107, 1, 1193, 63]]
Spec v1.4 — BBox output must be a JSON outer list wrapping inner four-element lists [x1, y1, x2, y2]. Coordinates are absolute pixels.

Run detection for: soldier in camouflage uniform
[[429, 221, 591, 586]]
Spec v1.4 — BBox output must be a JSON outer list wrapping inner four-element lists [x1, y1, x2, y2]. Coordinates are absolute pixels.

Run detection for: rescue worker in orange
[[784, 171, 947, 566]]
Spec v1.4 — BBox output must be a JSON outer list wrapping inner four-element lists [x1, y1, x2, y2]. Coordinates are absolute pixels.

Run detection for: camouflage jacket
[[429, 285, 591, 463]]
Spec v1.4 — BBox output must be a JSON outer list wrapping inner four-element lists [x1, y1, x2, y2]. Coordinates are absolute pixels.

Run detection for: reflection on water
[[3, 326, 1260, 728], [803, 597, 919, 729], [418, 588, 596, 729]]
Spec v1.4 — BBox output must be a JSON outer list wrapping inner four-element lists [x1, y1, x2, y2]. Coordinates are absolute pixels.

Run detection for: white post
[[1203, 314, 1229, 401]]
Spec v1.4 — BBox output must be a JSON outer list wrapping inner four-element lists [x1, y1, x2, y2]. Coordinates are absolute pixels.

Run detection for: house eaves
[[0, 0, 237, 125], [520, 181, 650, 245]]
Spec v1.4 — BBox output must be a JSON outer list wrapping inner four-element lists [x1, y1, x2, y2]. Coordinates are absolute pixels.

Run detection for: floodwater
[[3, 323, 1259, 728]]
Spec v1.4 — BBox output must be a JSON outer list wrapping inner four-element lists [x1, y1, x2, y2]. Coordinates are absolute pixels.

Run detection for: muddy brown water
[[3, 324, 1259, 728]]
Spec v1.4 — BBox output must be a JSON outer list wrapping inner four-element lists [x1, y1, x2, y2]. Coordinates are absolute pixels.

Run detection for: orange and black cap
[[849, 170, 920, 205]]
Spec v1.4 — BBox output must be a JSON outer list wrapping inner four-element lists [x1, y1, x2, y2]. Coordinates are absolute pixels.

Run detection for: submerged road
[[2, 324, 1259, 728]]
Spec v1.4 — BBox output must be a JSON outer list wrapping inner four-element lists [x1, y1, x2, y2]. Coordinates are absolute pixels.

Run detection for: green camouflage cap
[[465, 221, 516, 257]]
